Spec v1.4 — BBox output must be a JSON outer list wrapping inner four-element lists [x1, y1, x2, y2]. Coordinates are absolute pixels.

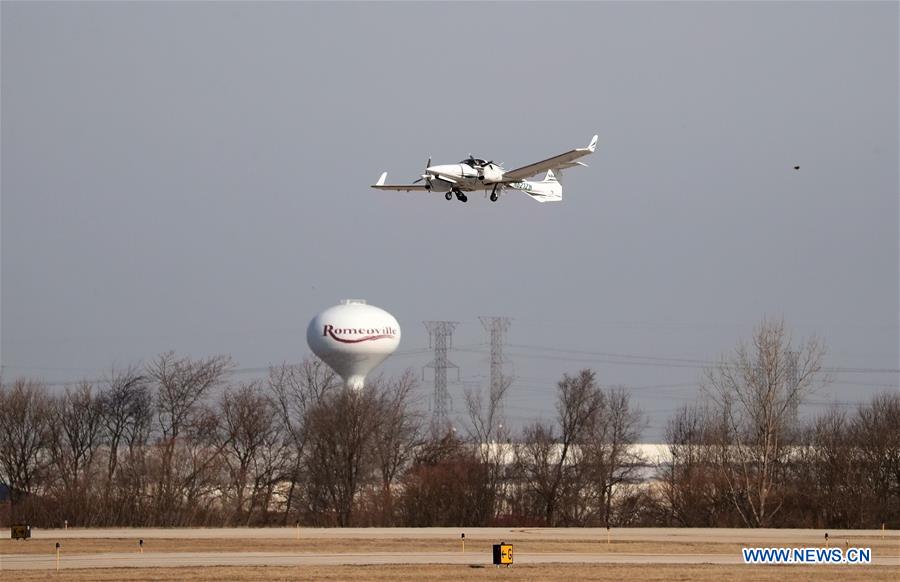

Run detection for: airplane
[[371, 134, 598, 203]]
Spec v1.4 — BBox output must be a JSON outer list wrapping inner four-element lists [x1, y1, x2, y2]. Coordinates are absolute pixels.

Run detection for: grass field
[[0, 537, 761, 556], [4, 564, 899, 582]]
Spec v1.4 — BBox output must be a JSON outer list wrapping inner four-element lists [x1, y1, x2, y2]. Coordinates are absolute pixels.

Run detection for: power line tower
[[424, 321, 458, 428], [479, 316, 511, 402]]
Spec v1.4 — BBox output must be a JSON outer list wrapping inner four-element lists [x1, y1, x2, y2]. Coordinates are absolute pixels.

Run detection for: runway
[[17, 526, 899, 544]]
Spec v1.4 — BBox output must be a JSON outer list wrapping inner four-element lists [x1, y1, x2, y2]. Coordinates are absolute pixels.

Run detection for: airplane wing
[[370, 172, 431, 192], [501, 135, 598, 181]]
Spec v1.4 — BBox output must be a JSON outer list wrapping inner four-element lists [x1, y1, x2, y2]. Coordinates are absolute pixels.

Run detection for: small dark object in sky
[[793, 165, 800, 170]]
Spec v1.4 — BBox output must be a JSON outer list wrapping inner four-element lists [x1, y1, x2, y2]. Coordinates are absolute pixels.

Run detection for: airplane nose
[[427, 164, 459, 177]]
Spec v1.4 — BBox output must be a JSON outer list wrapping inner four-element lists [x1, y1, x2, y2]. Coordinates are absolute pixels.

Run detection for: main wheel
[[459, 194, 468, 202], [445, 192, 453, 201], [490, 193, 498, 202]]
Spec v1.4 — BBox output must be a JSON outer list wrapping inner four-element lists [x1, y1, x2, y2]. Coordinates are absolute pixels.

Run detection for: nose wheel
[[489, 185, 499, 202], [446, 189, 467, 203]]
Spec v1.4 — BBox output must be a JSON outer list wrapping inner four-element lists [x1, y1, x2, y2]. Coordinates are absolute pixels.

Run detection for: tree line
[[1, 319, 897, 528]]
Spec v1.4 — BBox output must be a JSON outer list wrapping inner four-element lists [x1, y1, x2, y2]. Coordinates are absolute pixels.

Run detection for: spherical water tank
[[306, 300, 401, 390]]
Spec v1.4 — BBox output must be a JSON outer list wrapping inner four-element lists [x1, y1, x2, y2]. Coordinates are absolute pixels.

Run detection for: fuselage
[[424, 162, 506, 192], [423, 162, 561, 201]]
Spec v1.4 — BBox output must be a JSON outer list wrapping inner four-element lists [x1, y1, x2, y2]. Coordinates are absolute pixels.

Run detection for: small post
[[461, 532, 465, 553], [824, 532, 829, 548], [139, 539, 144, 554], [56, 542, 61, 572], [607, 526, 611, 546], [882, 522, 885, 540], [64, 519, 68, 530], [295, 520, 300, 540]]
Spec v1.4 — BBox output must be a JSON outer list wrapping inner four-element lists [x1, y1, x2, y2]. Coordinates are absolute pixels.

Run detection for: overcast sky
[[2, 1, 897, 440]]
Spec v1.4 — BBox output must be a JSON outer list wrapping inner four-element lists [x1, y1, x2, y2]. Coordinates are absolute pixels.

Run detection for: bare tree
[[116, 376, 154, 525], [267, 358, 338, 523], [146, 351, 232, 525], [796, 406, 858, 527], [370, 370, 422, 524], [46, 382, 104, 525], [783, 393, 899, 529], [516, 420, 564, 524], [304, 386, 381, 526], [662, 403, 729, 526], [0, 379, 52, 514], [218, 382, 287, 525], [97, 365, 152, 523], [515, 369, 603, 525], [583, 386, 644, 526], [464, 374, 512, 521], [851, 392, 900, 527], [98, 367, 147, 489], [465, 375, 512, 449], [703, 318, 826, 527], [398, 432, 492, 526]]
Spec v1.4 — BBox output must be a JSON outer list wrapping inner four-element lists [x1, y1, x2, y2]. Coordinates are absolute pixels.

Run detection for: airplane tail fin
[[517, 170, 563, 202]]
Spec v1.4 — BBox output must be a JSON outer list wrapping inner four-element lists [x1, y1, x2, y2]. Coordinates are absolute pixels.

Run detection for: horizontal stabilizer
[[371, 172, 432, 192]]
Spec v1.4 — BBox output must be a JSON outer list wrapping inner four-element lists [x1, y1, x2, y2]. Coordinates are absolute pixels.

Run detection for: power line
[[480, 344, 899, 375], [10, 341, 897, 389]]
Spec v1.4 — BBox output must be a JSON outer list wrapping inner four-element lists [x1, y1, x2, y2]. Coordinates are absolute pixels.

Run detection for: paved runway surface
[[17, 526, 900, 543]]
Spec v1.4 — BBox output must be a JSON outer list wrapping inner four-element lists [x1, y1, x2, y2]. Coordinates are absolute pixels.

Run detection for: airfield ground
[[1, 527, 897, 580], [3, 564, 900, 582]]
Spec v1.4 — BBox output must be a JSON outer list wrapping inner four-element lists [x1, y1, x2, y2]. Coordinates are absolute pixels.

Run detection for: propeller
[[411, 156, 432, 184]]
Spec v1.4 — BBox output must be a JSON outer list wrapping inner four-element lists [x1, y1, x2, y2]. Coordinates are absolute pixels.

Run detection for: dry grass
[[4, 564, 899, 581], [0, 537, 736, 556]]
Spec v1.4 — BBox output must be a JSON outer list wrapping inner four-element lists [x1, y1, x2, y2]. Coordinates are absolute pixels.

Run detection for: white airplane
[[371, 135, 598, 203]]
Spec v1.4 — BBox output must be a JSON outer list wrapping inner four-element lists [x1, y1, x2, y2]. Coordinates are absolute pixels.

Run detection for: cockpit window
[[460, 157, 488, 166]]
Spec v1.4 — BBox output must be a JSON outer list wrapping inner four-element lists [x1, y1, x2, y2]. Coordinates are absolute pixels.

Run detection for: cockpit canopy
[[460, 156, 490, 167]]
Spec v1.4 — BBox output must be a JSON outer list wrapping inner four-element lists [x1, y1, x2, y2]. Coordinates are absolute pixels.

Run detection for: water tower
[[306, 300, 401, 390]]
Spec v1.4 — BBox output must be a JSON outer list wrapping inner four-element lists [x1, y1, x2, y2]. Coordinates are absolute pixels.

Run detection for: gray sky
[[2, 1, 898, 440]]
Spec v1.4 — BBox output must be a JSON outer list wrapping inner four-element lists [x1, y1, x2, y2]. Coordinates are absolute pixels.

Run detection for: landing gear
[[446, 188, 467, 202], [489, 185, 499, 202]]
